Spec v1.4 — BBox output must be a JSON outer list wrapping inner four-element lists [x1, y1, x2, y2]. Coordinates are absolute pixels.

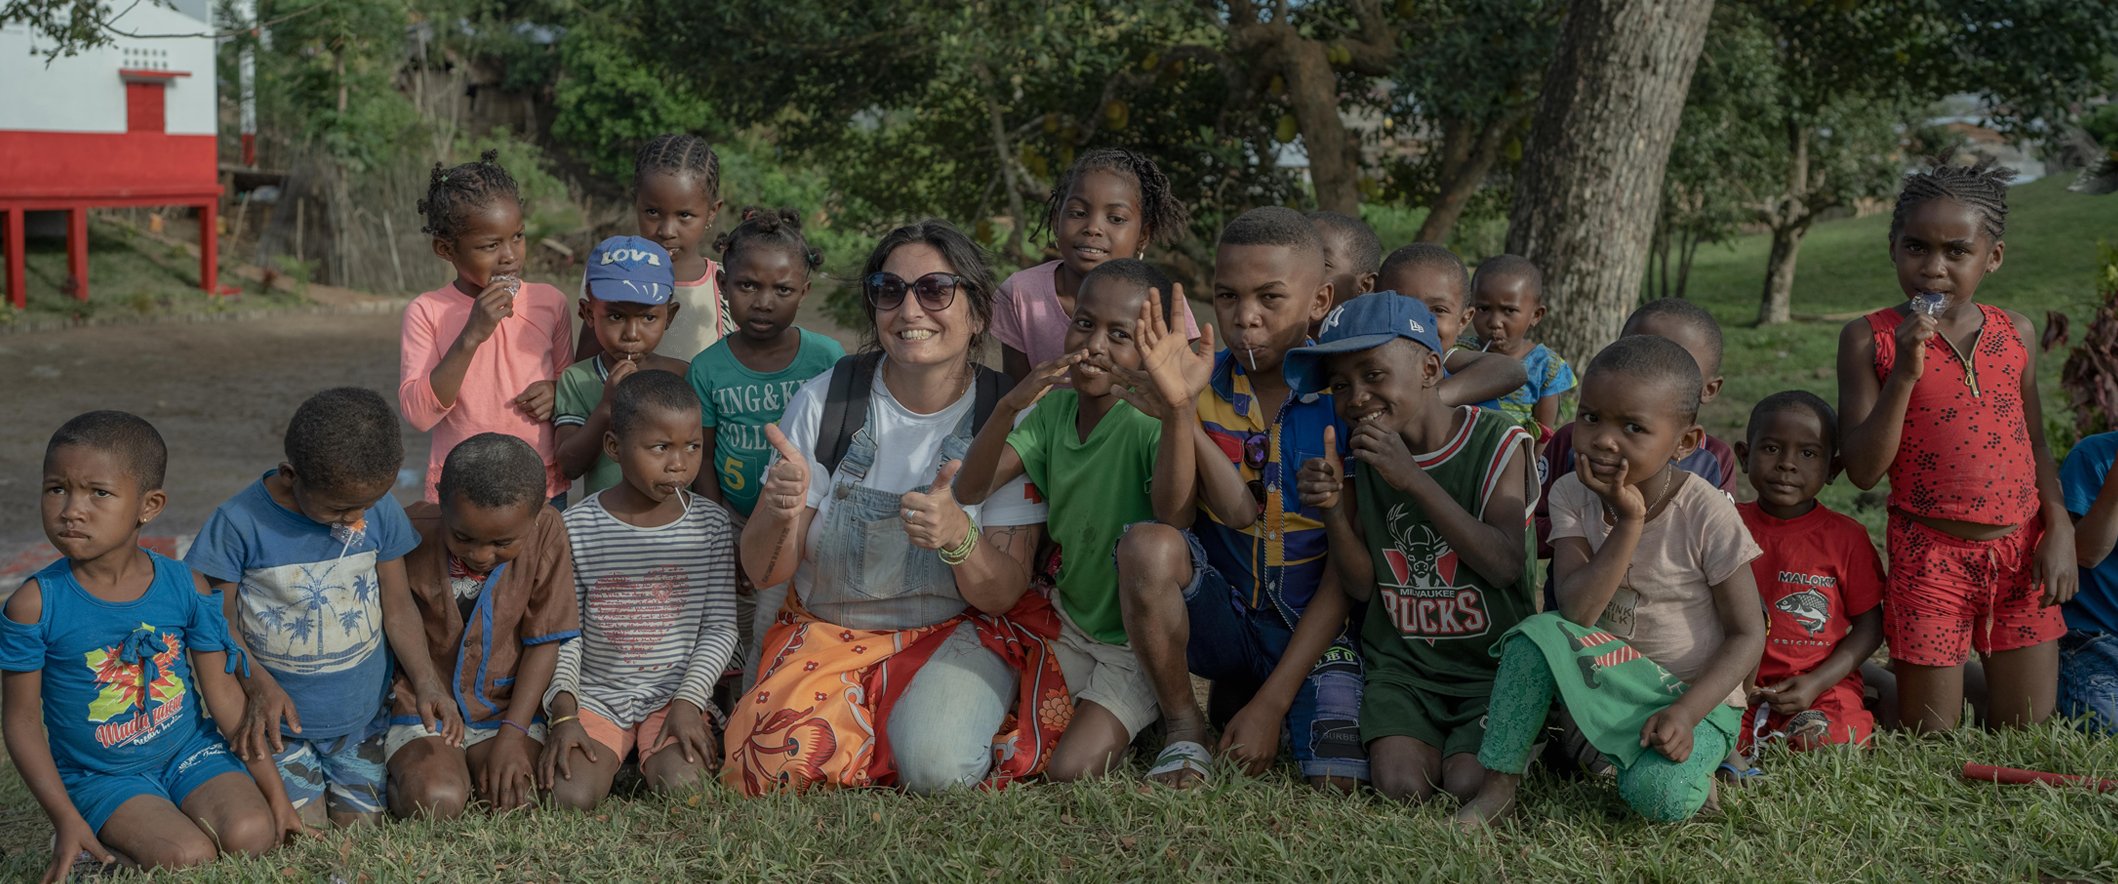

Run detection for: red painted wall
[[0, 131, 217, 200]]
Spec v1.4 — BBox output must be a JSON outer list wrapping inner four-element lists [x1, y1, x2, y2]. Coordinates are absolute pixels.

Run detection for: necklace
[[1602, 466, 1678, 525]]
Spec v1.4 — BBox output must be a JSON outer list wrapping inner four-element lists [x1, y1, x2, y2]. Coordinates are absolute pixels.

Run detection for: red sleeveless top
[[1867, 304, 2039, 526]]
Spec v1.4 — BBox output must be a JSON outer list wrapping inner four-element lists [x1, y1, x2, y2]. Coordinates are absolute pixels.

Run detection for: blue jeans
[[884, 623, 1015, 792], [2058, 630, 2118, 735], [1177, 530, 1368, 781]]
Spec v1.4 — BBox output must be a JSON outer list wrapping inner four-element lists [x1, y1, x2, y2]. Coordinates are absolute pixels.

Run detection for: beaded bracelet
[[939, 518, 980, 566]]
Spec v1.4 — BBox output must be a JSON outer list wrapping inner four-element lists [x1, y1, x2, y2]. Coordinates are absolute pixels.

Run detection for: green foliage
[[549, 12, 718, 182], [255, 0, 424, 174], [0, 0, 136, 58], [458, 130, 584, 246], [2059, 243, 2118, 439]]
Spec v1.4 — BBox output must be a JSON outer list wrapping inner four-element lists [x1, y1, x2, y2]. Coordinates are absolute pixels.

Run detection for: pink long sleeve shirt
[[399, 281, 574, 501]]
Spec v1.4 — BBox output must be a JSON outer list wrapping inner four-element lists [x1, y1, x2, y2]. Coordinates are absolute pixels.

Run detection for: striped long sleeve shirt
[[548, 491, 738, 725]]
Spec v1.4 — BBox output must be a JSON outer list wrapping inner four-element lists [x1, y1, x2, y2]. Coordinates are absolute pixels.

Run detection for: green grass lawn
[[0, 724, 2113, 880], [1, 218, 305, 325]]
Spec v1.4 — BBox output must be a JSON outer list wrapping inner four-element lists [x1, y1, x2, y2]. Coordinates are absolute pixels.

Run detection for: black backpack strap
[[815, 352, 882, 477], [970, 364, 1015, 433]]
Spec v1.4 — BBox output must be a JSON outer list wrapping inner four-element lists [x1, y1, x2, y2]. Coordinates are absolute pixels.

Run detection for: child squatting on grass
[[1458, 336, 1767, 825]]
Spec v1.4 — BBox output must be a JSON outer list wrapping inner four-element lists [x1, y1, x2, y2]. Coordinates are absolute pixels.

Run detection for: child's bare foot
[[1452, 772, 1519, 829]]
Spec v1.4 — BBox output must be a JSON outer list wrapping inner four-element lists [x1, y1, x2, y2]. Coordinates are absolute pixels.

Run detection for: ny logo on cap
[[599, 248, 663, 267], [1321, 306, 1347, 334], [1407, 319, 1425, 334]]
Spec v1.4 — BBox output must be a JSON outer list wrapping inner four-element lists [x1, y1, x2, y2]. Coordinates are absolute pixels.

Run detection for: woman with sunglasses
[[723, 220, 1068, 795]]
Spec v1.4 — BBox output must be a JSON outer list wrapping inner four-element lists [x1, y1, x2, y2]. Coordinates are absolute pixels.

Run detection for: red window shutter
[[125, 81, 166, 133]]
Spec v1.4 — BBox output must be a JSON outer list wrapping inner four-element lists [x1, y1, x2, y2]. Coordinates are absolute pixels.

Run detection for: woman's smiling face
[[876, 242, 980, 368]]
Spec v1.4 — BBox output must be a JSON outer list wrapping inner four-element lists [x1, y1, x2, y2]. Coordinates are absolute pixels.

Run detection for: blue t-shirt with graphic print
[[185, 472, 418, 739]]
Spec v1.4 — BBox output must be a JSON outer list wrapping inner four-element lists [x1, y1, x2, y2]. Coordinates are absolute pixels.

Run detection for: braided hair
[[1038, 148, 1190, 245], [416, 149, 521, 240], [634, 134, 721, 199], [1890, 158, 2015, 244], [714, 207, 823, 277]]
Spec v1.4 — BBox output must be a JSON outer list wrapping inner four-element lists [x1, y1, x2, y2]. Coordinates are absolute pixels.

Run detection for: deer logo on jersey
[[1377, 504, 1489, 644]]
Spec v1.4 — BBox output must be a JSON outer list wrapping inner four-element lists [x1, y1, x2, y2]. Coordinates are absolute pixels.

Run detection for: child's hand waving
[[1297, 426, 1345, 511], [1003, 351, 1086, 415], [661, 700, 720, 771], [1136, 286, 1212, 410], [1639, 707, 1694, 763]]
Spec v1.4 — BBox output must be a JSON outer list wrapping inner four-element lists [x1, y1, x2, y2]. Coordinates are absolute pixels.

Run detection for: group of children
[[9, 134, 2115, 877]]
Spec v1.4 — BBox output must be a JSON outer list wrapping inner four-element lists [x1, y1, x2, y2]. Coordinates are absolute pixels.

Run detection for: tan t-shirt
[[1548, 471, 1761, 707]]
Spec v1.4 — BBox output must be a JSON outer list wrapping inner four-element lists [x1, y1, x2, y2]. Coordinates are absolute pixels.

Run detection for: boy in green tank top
[[1284, 294, 1537, 804]]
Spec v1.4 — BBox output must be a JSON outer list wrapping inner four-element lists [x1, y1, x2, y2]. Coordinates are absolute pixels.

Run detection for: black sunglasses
[[865, 271, 962, 312]]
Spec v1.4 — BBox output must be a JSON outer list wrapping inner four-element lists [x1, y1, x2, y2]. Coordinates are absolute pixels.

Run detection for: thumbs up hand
[[761, 424, 812, 521], [901, 459, 974, 552], [1297, 425, 1345, 511]]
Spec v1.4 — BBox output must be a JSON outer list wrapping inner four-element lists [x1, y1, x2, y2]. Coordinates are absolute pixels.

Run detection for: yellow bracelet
[[940, 519, 980, 565], [547, 715, 579, 728]]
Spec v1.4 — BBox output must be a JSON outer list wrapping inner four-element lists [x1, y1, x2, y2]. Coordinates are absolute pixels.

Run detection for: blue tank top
[[0, 552, 232, 774]]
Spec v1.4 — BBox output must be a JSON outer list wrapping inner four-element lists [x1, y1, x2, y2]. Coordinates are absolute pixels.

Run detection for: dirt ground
[[0, 312, 430, 557]]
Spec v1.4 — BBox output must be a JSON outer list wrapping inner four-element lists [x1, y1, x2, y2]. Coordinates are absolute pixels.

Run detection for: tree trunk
[[1505, 0, 1715, 360], [1279, 35, 1362, 215], [1758, 222, 1808, 325], [972, 61, 1030, 266], [1756, 116, 1810, 325], [1676, 226, 1700, 299], [1415, 110, 1525, 243]]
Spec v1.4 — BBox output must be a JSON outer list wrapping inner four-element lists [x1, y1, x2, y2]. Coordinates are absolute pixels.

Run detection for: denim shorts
[[2058, 630, 2118, 735], [62, 729, 247, 832], [1175, 529, 1368, 781]]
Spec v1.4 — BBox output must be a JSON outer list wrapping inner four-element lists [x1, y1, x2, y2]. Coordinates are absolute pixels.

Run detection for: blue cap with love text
[[585, 235, 675, 305], [1282, 291, 1445, 395]]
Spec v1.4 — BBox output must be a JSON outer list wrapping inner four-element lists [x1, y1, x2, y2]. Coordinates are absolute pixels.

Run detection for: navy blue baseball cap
[[1283, 291, 1446, 395], [585, 235, 675, 305]]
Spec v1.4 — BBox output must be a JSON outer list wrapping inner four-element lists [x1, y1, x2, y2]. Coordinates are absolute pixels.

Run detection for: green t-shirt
[[1008, 389, 1161, 644], [1354, 405, 1537, 696], [687, 329, 845, 516], [553, 356, 626, 495]]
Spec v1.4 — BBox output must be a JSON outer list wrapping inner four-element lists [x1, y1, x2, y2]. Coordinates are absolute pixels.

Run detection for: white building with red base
[[0, 0, 222, 309]]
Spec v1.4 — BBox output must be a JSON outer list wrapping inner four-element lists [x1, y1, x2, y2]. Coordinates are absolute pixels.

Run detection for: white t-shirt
[[777, 361, 1047, 598]]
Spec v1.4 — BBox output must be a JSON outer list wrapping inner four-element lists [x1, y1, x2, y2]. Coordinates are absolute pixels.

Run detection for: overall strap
[[817, 352, 883, 477]]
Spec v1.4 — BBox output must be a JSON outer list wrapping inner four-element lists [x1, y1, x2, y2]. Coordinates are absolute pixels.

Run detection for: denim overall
[[800, 400, 1017, 790]]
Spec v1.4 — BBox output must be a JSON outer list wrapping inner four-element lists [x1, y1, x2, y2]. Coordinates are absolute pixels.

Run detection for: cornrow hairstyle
[[1378, 243, 1469, 295], [1081, 258, 1178, 327], [1624, 297, 1725, 377], [1307, 211, 1382, 275], [284, 388, 403, 493], [1039, 148, 1191, 246], [1890, 158, 2015, 244], [1587, 336, 1704, 424], [1473, 254, 1546, 303], [608, 370, 701, 440], [416, 149, 521, 240], [46, 411, 167, 492], [634, 133, 721, 200], [859, 219, 998, 354], [437, 433, 545, 511], [1218, 206, 1322, 263], [713, 206, 824, 276], [1747, 390, 1839, 455]]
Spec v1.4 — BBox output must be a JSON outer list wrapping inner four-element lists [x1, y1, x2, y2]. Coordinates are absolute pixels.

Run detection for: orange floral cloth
[[722, 591, 1072, 796]]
